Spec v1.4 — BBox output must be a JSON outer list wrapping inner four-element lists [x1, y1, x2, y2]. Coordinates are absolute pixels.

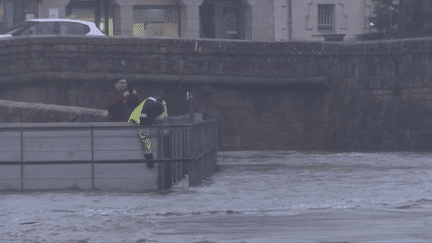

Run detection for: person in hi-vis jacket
[[129, 96, 167, 168]]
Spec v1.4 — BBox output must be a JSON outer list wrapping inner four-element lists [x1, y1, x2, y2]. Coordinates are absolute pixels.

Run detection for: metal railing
[[0, 117, 218, 190]]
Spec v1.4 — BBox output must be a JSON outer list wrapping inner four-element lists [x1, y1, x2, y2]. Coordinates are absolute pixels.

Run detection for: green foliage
[[369, 0, 398, 38], [367, 0, 432, 39]]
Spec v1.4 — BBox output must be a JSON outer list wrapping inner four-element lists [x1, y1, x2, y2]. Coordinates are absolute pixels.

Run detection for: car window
[[23, 22, 59, 35], [59, 22, 90, 35], [7, 21, 37, 36]]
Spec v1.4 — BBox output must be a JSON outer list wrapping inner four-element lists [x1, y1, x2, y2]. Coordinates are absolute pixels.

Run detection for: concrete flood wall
[[0, 119, 218, 192], [0, 36, 329, 151], [1, 163, 158, 192], [192, 38, 432, 151], [0, 99, 107, 123], [0, 123, 159, 192], [3, 36, 432, 151]]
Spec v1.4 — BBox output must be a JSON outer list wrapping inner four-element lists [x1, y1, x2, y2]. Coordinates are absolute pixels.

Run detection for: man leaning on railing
[[128, 95, 167, 168]]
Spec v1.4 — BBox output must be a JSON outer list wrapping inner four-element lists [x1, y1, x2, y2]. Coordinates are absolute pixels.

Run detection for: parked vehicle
[[0, 18, 105, 38]]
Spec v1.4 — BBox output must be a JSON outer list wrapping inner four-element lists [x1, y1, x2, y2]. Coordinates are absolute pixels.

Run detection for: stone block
[[54, 44, 79, 52], [64, 57, 89, 71], [224, 108, 249, 120], [219, 60, 252, 76], [86, 36, 112, 46], [376, 62, 392, 76], [110, 37, 134, 45], [7, 37, 30, 47], [28, 35, 60, 44], [9, 46, 30, 56], [28, 44, 43, 53], [45, 51, 79, 59], [0, 38, 8, 48], [417, 60, 432, 74], [133, 38, 152, 46], [58, 36, 87, 44]]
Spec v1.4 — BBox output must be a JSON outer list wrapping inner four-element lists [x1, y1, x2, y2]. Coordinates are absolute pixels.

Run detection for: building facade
[[3, 0, 375, 40], [278, 0, 375, 41], [0, 0, 27, 34]]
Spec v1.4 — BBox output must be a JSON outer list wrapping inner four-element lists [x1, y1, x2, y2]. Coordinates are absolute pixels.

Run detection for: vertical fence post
[[175, 129, 179, 183], [187, 125, 194, 186], [91, 125, 94, 190], [177, 129, 182, 181], [158, 159, 165, 191], [20, 126, 24, 190], [157, 126, 165, 190], [182, 126, 187, 179], [187, 91, 195, 124], [172, 129, 176, 184]]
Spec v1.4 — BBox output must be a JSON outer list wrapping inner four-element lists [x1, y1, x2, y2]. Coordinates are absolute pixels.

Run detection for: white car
[[0, 18, 105, 38]]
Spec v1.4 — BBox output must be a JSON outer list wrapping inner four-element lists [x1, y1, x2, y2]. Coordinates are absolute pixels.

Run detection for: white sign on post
[[49, 9, 58, 19]]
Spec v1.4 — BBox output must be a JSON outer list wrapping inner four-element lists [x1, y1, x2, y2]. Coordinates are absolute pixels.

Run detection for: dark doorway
[[199, 0, 245, 40]]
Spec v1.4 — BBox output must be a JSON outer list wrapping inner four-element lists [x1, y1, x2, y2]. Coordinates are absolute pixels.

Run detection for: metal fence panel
[[0, 118, 218, 190]]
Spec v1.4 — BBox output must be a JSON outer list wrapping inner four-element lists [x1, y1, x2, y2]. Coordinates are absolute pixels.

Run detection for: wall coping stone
[[0, 99, 107, 123], [0, 71, 331, 88]]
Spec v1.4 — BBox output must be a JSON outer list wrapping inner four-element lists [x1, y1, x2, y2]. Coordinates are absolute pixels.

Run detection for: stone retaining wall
[[2, 36, 432, 151]]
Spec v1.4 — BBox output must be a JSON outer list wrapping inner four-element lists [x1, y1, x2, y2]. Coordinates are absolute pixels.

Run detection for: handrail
[[0, 123, 194, 131], [0, 158, 193, 165]]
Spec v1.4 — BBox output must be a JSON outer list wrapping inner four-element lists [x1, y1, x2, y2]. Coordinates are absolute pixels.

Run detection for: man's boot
[[145, 153, 154, 168]]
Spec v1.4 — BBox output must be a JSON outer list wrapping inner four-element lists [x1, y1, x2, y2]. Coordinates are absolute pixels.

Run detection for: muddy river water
[[1, 151, 432, 242]]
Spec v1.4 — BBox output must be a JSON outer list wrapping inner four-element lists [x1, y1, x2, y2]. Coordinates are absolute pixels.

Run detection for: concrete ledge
[[0, 71, 331, 88], [0, 99, 107, 123]]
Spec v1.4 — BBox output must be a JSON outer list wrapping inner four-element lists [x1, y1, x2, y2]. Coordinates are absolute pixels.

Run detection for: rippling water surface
[[1, 151, 432, 243]]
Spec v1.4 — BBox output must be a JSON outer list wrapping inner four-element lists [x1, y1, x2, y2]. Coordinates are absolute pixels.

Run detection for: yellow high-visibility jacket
[[129, 98, 167, 125]]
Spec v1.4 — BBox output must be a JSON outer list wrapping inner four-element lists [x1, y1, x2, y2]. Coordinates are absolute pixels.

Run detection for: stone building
[[2, 0, 375, 40], [0, 0, 26, 34], [29, 0, 266, 40], [275, 0, 375, 41]]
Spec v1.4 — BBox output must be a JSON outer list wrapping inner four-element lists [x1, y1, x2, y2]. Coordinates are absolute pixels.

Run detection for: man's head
[[115, 79, 128, 92]]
